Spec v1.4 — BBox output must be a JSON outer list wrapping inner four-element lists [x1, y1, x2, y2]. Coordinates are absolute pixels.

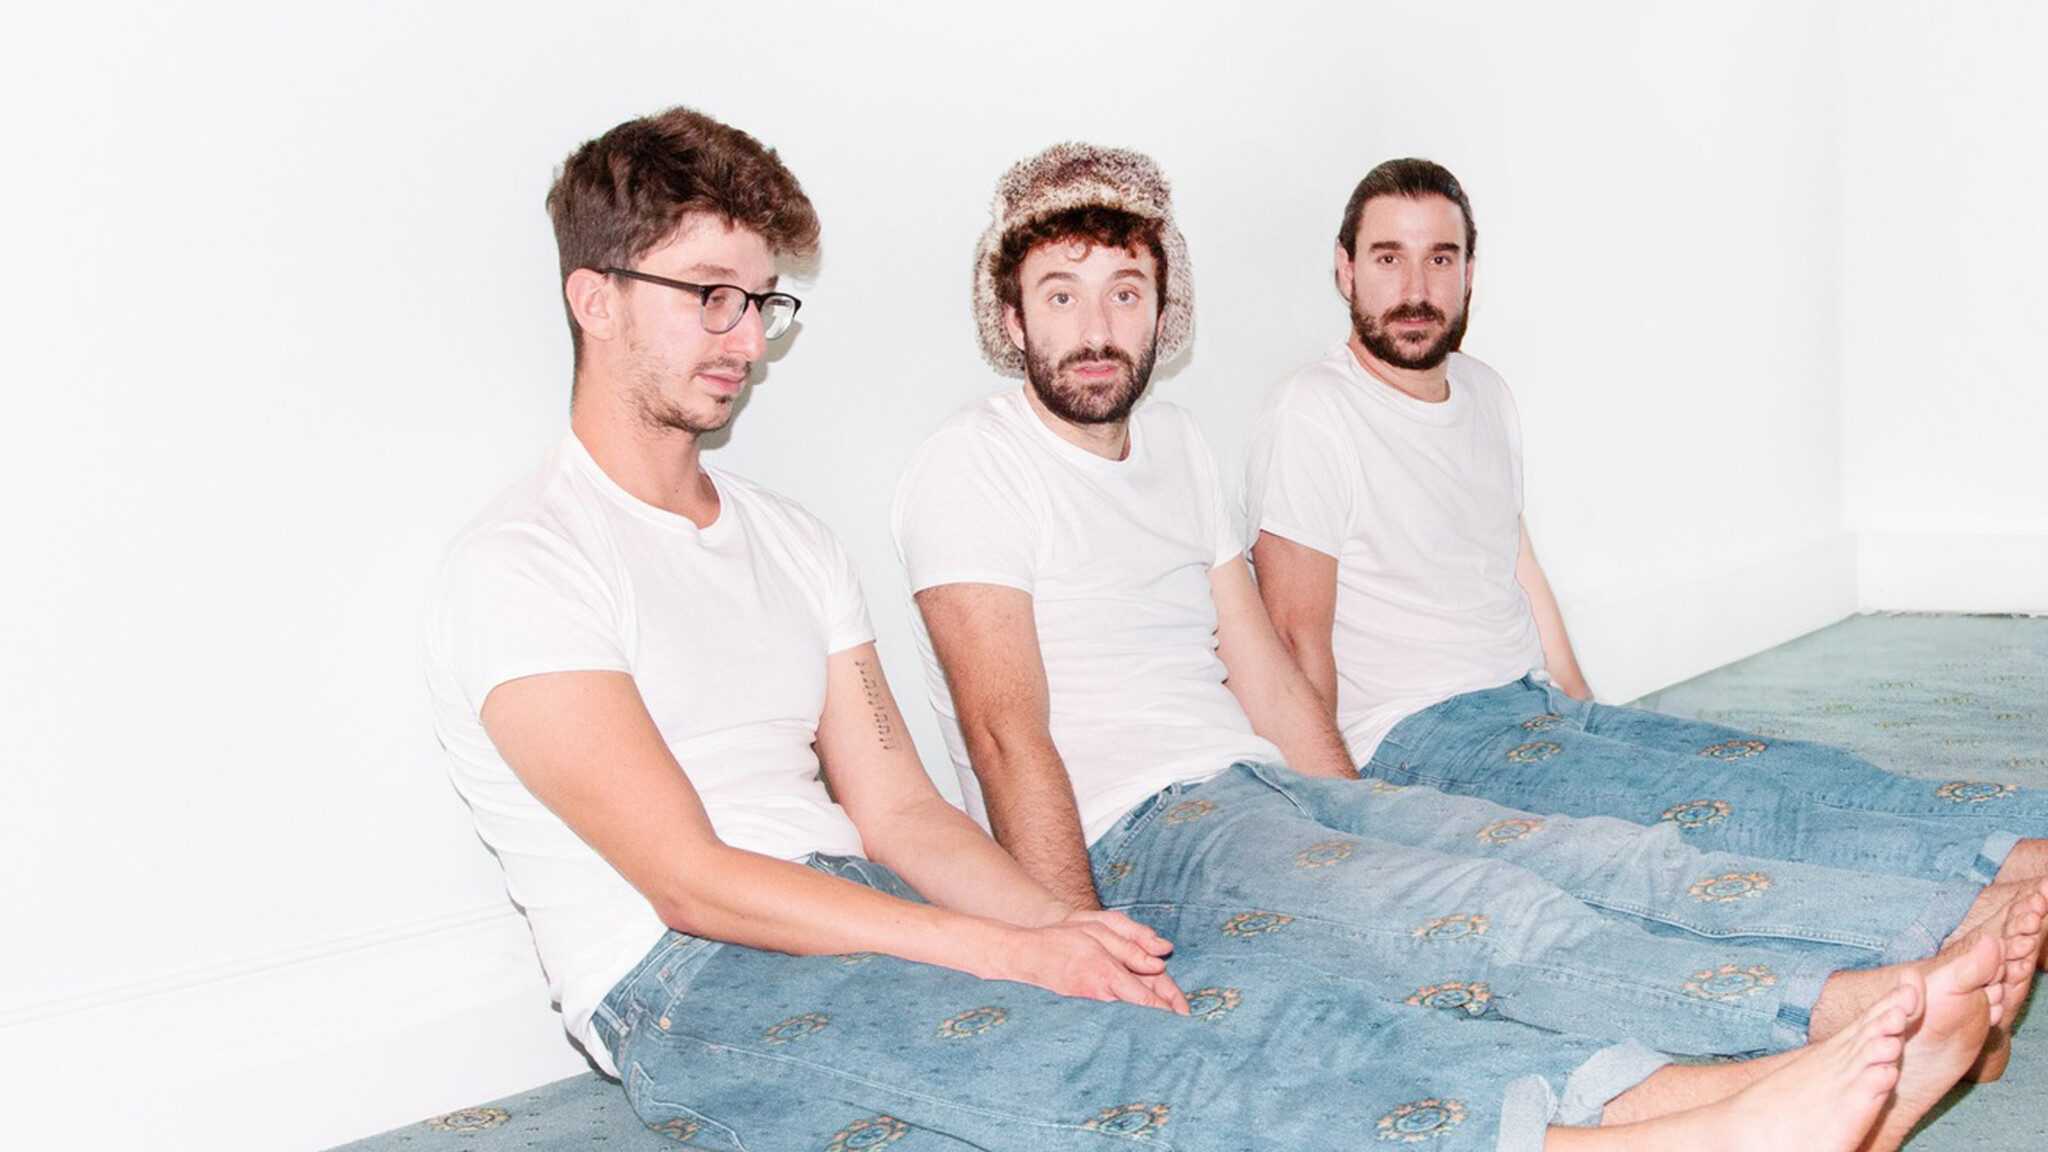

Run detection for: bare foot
[[2036, 876, 2048, 973], [2028, 873, 2048, 974], [1566, 979, 1916, 1152], [1863, 932, 2001, 1152], [1992, 837, 2048, 886], [1946, 879, 2024, 946], [1815, 912, 2003, 1043], [1964, 885, 2040, 1081]]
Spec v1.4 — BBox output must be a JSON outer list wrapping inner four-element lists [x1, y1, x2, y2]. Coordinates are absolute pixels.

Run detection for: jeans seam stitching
[[637, 1032, 1186, 1150]]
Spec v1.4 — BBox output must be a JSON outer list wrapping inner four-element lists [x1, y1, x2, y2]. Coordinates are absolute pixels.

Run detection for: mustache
[[1057, 345, 1136, 371], [1381, 302, 1447, 325], [696, 357, 752, 377]]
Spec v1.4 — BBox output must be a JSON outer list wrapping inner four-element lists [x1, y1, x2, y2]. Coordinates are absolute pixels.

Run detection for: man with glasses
[[424, 110, 2002, 1151], [1242, 157, 2048, 1070]]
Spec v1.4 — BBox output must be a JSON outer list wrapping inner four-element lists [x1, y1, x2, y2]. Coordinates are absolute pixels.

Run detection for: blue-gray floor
[[341, 613, 2047, 1150]]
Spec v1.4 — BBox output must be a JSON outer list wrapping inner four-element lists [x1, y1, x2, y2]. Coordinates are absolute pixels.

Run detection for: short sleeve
[[798, 511, 877, 654], [1493, 375, 1527, 513], [1243, 402, 1358, 559], [1175, 411, 1244, 568], [892, 424, 1040, 594], [428, 527, 631, 716]]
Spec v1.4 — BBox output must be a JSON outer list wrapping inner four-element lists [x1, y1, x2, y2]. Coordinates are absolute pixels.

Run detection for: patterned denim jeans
[[1369, 675, 2041, 882], [1089, 763, 1982, 1058], [590, 855, 1670, 1151]]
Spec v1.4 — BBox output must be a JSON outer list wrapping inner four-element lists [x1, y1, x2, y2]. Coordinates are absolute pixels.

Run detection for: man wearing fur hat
[[893, 141, 2044, 1099]]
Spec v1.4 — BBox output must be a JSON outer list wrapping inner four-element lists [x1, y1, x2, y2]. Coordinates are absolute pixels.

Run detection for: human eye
[[1112, 286, 1141, 304], [1048, 291, 1074, 306]]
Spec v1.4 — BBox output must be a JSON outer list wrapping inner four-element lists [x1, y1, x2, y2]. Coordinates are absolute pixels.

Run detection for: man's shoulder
[[1129, 398, 1221, 468], [921, 388, 1025, 445], [1132, 394, 1201, 431], [424, 450, 616, 677], [1256, 346, 1368, 433], [1448, 351, 1511, 396], [899, 390, 1036, 483], [710, 467, 841, 548], [438, 448, 588, 577]]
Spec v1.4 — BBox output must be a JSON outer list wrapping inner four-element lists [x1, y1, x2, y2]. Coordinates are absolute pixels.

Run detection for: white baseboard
[[2, 906, 595, 1151], [1564, 531, 1860, 704], [1857, 531, 2048, 614]]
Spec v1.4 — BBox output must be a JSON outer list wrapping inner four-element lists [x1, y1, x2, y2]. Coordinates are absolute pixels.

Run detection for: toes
[[1943, 934, 2004, 991], [1852, 1061, 1903, 1100], [1859, 1033, 1906, 1067], [1895, 968, 1928, 1023], [1863, 983, 1918, 1038]]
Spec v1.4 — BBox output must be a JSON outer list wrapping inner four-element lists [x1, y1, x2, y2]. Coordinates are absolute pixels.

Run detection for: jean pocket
[[625, 1059, 748, 1150], [1088, 785, 1177, 877], [1368, 730, 1416, 772], [1383, 702, 1452, 750], [648, 935, 722, 1013]]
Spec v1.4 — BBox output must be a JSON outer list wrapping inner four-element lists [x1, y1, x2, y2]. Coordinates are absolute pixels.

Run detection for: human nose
[[1401, 260, 1428, 302], [1082, 292, 1114, 344], [722, 297, 768, 360]]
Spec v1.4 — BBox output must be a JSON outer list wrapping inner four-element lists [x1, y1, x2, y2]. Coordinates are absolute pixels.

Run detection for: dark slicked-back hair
[[1336, 158, 1476, 262], [993, 205, 1169, 318], [545, 106, 820, 363]]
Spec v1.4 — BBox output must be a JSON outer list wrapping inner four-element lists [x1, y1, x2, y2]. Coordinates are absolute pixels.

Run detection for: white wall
[[2, 2, 1883, 1147], [1840, 0, 2048, 613]]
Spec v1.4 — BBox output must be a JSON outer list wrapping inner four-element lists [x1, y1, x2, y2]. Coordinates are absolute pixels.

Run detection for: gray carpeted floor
[[341, 613, 2047, 1150]]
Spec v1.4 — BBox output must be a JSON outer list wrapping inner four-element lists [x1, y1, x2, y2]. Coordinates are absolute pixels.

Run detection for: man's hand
[[1061, 909, 1190, 1013], [988, 913, 1190, 1014]]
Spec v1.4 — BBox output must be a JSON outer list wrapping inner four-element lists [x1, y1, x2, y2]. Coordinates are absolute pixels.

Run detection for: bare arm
[[1249, 530, 1340, 713], [480, 668, 1178, 1008], [913, 582, 1102, 911], [1514, 519, 1593, 700], [1211, 556, 1358, 779], [818, 642, 1184, 1012], [819, 643, 1070, 928]]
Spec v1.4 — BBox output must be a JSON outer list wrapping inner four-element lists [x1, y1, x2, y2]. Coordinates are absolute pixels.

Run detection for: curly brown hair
[[545, 106, 820, 363], [992, 205, 1167, 319]]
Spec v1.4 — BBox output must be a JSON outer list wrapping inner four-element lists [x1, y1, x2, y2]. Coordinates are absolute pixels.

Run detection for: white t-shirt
[[424, 434, 870, 1075], [1244, 346, 1545, 765], [892, 388, 1281, 844]]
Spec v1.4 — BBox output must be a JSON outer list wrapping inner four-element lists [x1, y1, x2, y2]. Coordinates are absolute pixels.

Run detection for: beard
[[624, 338, 748, 436], [1021, 334, 1159, 426], [1350, 290, 1471, 371]]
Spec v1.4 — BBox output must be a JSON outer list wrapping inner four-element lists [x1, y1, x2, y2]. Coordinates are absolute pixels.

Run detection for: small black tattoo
[[854, 657, 901, 750]]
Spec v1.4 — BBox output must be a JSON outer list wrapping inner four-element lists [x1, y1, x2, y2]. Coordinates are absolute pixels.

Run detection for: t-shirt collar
[[1333, 343, 1470, 428]]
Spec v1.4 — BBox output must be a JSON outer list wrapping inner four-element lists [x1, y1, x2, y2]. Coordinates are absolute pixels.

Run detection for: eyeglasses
[[601, 267, 803, 340]]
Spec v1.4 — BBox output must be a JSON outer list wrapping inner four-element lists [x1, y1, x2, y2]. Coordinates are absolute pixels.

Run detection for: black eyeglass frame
[[599, 266, 803, 338]]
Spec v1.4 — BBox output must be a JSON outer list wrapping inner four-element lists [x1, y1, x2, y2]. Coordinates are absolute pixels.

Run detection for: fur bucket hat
[[971, 142, 1194, 376]]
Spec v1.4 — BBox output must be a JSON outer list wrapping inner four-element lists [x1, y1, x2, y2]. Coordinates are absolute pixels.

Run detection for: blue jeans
[[591, 855, 1669, 1152], [1090, 764, 1981, 1058], [1370, 675, 2040, 882]]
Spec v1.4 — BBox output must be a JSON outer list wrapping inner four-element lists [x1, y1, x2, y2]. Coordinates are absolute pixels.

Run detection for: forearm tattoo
[[853, 656, 902, 751]]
